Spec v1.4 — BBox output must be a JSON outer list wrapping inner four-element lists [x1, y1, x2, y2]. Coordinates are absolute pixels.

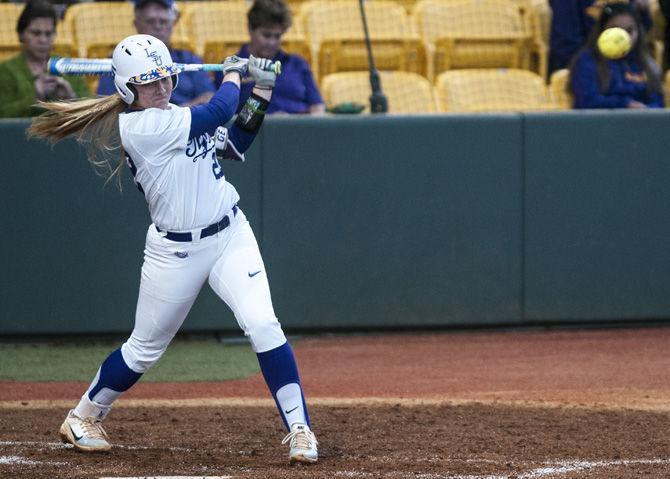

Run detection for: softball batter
[[29, 34, 317, 464]]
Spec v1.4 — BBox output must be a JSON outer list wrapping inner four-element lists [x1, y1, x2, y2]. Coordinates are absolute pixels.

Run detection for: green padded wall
[[1, 120, 146, 334], [5, 110, 670, 336], [260, 115, 523, 328], [523, 110, 670, 321]]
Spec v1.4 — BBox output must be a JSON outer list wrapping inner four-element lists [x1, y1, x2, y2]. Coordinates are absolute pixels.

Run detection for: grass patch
[[0, 339, 260, 382]]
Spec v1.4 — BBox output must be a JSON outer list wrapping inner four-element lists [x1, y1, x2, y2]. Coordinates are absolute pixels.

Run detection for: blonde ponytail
[[28, 95, 128, 188]]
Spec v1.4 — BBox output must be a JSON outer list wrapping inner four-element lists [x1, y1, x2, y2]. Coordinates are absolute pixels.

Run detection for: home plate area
[[2, 401, 670, 479]]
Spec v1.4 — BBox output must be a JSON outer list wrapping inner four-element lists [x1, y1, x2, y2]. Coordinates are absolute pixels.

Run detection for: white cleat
[[59, 409, 112, 452], [282, 423, 318, 464]]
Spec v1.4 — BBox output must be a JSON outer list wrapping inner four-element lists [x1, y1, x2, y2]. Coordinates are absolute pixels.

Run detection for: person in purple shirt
[[214, 0, 324, 115], [97, 0, 215, 106], [549, 0, 651, 74], [569, 2, 663, 108]]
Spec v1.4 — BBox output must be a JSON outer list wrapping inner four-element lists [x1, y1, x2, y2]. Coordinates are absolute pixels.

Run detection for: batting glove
[[248, 55, 276, 89], [221, 55, 248, 76]]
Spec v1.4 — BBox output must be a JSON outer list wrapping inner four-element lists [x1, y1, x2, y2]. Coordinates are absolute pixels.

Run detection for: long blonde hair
[[28, 95, 128, 187]]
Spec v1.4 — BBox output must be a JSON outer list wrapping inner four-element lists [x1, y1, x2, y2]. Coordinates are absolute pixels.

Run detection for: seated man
[[96, 0, 214, 106], [214, 0, 324, 115], [0, 0, 89, 117]]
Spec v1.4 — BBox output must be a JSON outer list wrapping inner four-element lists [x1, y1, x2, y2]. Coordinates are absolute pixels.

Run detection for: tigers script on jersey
[[119, 105, 240, 231]]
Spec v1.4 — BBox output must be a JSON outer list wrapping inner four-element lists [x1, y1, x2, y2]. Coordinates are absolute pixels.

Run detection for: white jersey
[[119, 105, 239, 231]]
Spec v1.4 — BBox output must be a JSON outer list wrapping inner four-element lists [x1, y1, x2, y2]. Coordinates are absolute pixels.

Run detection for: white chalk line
[[2, 444, 670, 479], [0, 454, 68, 466], [0, 455, 42, 466], [333, 458, 670, 479], [0, 440, 191, 452], [517, 459, 670, 478]]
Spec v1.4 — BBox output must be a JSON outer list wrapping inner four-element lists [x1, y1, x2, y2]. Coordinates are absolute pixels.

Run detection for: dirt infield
[[2, 327, 670, 478]]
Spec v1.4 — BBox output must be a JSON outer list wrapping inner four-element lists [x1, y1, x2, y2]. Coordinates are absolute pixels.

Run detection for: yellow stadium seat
[[664, 70, 670, 107], [321, 71, 437, 113], [435, 68, 554, 112], [303, 0, 425, 81], [0, 3, 22, 62], [287, 0, 314, 15], [53, 17, 77, 59], [548, 68, 572, 109], [530, 0, 550, 48], [388, 0, 417, 12], [511, 0, 549, 80], [414, 0, 532, 81], [281, 19, 310, 61], [171, 3, 195, 53], [188, 1, 249, 64], [186, 1, 308, 66], [292, 0, 418, 15], [67, 2, 135, 58]]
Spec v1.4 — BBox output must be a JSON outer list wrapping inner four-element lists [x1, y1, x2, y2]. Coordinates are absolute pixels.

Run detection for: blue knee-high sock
[[256, 341, 310, 430], [88, 347, 143, 404]]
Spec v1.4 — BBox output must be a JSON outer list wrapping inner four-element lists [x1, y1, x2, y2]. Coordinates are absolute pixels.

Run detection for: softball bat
[[47, 57, 282, 76]]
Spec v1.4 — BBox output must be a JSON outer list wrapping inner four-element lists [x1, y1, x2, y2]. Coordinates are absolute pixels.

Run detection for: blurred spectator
[[96, 0, 215, 106], [0, 0, 89, 118], [549, 0, 652, 74], [214, 0, 324, 115], [569, 2, 663, 108]]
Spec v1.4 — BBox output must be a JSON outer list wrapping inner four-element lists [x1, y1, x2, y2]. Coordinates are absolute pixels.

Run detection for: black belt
[[156, 205, 238, 242]]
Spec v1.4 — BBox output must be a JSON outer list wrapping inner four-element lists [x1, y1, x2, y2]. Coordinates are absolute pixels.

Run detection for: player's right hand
[[221, 55, 249, 76], [248, 55, 276, 90]]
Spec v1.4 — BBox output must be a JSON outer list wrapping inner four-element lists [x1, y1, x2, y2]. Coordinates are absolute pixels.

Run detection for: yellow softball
[[597, 27, 632, 60]]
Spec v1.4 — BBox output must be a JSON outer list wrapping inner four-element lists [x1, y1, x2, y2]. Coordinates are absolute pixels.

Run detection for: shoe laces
[[79, 416, 109, 441], [282, 426, 317, 450]]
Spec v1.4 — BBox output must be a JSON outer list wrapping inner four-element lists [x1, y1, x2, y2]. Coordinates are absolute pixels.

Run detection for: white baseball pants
[[121, 208, 287, 373]]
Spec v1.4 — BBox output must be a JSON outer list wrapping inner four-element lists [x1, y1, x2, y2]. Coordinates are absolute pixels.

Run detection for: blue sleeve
[[570, 52, 631, 108], [189, 82, 240, 139], [96, 75, 116, 96]]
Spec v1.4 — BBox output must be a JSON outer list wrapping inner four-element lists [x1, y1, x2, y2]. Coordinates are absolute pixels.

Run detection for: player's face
[[20, 17, 56, 62], [605, 14, 638, 47], [249, 24, 284, 59], [135, 77, 172, 110], [135, 4, 175, 45]]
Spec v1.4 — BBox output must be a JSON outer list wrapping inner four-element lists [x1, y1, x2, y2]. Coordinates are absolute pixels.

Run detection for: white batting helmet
[[112, 34, 181, 104]]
